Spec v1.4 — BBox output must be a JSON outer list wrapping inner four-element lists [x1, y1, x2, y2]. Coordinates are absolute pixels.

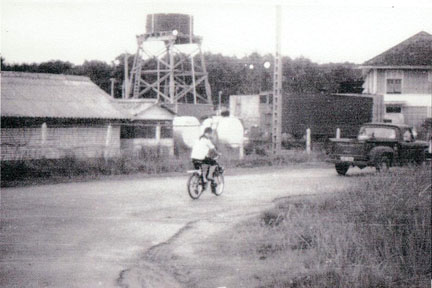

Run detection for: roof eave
[[364, 122, 410, 128], [360, 65, 432, 70], [0, 115, 128, 120]]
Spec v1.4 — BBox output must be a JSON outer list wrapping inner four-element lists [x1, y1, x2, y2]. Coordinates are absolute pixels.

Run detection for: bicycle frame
[[187, 162, 221, 184], [187, 160, 225, 199]]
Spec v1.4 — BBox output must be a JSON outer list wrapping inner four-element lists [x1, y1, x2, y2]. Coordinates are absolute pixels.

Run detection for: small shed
[[113, 99, 176, 156], [1, 72, 128, 161]]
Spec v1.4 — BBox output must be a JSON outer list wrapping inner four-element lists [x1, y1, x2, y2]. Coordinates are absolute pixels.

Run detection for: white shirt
[[191, 136, 215, 160]]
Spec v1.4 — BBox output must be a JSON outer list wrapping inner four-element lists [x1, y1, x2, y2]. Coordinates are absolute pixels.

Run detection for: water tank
[[202, 116, 244, 148], [173, 116, 201, 149], [146, 13, 193, 35]]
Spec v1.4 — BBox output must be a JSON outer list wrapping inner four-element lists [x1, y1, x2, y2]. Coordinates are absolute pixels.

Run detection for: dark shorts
[[192, 157, 217, 169]]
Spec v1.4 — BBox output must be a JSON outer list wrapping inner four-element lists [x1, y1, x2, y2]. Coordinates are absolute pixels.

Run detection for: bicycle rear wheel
[[188, 173, 203, 199]]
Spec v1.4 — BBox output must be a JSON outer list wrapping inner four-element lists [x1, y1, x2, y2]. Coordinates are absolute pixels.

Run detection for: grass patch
[[218, 167, 431, 287], [1, 149, 324, 187]]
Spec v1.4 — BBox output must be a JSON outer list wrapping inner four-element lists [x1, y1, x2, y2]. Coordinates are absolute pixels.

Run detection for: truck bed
[[327, 138, 368, 164]]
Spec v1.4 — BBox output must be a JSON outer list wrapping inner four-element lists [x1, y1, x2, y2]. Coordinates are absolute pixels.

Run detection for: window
[[358, 127, 397, 140], [403, 129, 413, 142], [386, 106, 402, 113], [260, 95, 267, 104], [386, 79, 402, 94], [120, 125, 156, 139], [160, 126, 173, 138], [120, 126, 135, 139], [268, 94, 273, 104], [135, 126, 156, 139]]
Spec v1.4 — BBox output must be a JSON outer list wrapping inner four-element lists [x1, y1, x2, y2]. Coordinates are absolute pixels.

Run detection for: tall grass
[[1, 148, 324, 186], [219, 167, 431, 287], [0, 148, 189, 186]]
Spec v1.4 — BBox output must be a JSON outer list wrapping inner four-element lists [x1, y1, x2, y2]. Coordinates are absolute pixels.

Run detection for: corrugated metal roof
[[364, 31, 432, 66], [112, 99, 175, 121], [1, 71, 128, 119]]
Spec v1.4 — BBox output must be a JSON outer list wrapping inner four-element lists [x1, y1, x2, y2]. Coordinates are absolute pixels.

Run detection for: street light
[[264, 61, 271, 69]]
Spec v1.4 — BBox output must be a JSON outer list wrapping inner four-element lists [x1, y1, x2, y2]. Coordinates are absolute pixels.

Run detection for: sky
[[1, 0, 432, 65]]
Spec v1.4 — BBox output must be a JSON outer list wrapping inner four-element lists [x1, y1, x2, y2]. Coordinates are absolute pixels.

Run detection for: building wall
[[231, 93, 374, 139], [1, 125, 120, 161], [363, 68, 432, 129], [376, 69, 387, 94], [229, 95, 261, 130], [282, 93, 373, 138], [403, 70, 432, 94], [386, 106, 431, 130], [402, 106, 431, 129], [372, 94, 385, 122], [364, 68, 432, 95], [119, 122, 174, 156], [120, 138, 174, 156]]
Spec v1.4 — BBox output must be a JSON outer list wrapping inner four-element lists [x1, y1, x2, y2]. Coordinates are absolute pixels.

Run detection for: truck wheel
[[335, 163, 349, 176], [376, 155, 390, 172], [414, 151, 426, 165]]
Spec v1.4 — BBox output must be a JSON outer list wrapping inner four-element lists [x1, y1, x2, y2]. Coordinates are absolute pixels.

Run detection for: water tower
[[126, 14, 212, 106]]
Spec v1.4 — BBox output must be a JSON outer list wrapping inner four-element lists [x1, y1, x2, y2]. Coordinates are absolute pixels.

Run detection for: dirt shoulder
[[118, 195, 321, 288], [118, 212, 267, 288]]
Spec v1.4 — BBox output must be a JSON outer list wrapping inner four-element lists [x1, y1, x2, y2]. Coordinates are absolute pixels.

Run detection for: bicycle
[[187, 156, 225, 200]]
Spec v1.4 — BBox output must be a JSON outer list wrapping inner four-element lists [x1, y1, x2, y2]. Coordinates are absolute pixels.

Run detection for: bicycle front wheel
[[187, 173, 203, 199], [211, 174, 224, 196]]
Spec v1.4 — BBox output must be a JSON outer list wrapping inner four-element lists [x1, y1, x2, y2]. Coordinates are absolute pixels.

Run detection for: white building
[[361, 31, 432, 130]]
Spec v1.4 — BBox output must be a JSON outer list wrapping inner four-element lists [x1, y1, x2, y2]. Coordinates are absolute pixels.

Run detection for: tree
[[70, 60, 113, 94], [1, 53, 364, 100], [37, 60, 74, 74]]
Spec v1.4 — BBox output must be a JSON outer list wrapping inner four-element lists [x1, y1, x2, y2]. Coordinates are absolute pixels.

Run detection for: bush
[[1, 149, 324, 187], [219, 167, 431, 287], [0, 148, 189, 186]]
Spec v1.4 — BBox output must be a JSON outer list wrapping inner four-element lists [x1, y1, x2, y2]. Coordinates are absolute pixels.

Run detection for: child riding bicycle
[[190, 127, 220, 184]]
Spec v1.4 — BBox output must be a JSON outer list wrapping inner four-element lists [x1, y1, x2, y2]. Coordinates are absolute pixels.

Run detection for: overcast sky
[[1, 0, 432, 65]]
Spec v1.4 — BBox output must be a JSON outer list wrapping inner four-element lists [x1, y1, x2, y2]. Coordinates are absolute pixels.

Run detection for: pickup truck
[[327, 122, 429, 175]]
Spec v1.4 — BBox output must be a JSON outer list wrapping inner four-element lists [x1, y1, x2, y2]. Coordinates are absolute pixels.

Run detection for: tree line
[[1, 53, 363, 105]]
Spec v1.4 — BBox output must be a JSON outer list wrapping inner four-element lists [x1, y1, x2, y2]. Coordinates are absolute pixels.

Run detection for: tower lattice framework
[[127, 30, 212, 105]]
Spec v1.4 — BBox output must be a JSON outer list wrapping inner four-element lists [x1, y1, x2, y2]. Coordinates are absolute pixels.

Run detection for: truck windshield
[[358, 127, 397, 140]]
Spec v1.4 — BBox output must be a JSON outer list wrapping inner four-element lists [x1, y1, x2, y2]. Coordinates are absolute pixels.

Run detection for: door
[[398, 128, 418, 164]]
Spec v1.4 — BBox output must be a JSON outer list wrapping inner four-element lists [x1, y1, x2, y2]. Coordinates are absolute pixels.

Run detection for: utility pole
[[271, 5, 283, 154], [218, 91, 222, 113], [110, 78, 115, 98], [124, 53, 129, 99]]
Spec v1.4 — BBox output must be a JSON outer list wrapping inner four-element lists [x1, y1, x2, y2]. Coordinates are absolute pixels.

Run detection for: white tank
[[173, 116, 201, 149], [201, 116, 244, 148]]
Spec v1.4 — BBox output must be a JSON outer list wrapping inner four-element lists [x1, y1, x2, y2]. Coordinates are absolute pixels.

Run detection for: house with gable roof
[[361, 31, 432, 129], [112, 99, 175, 156], [1, 71, 175, 160]]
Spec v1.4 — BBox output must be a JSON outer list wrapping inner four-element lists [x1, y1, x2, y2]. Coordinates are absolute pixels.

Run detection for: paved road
[[0, 165, 371, 287]]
